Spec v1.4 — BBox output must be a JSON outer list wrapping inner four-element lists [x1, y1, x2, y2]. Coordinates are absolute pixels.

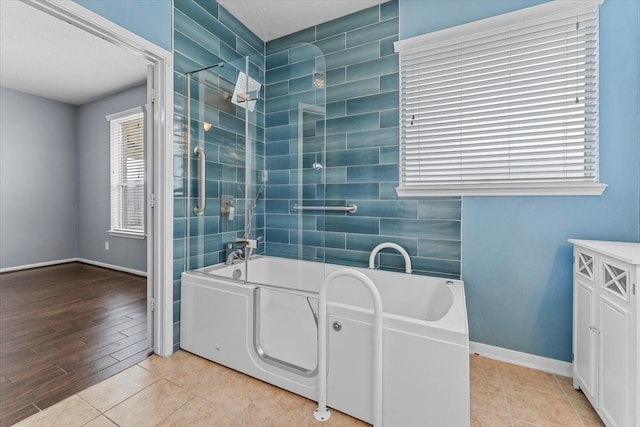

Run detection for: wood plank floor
[[0, 262, 150, 427]]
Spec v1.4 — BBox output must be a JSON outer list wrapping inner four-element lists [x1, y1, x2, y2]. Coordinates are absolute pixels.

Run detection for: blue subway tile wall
[[264, 0, 461, 278], [173, 0, 265, 349]]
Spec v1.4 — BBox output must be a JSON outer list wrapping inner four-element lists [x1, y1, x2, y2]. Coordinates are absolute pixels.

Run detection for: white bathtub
[[180, 256, 470, 426]]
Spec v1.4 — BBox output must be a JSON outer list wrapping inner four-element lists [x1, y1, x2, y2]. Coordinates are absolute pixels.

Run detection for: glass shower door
[[184, 57, 257, 271]]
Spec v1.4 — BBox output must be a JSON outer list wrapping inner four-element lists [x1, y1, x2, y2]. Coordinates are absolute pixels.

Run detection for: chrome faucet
[[369, 242, 412, 274], [225, 248, 244, 265]]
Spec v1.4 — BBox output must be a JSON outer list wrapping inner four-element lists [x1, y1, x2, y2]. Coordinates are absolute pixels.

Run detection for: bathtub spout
[[368, 243, 412, 274]]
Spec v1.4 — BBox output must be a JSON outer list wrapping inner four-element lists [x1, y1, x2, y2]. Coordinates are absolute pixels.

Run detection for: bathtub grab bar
[[369, 242, 412, 274], [292, 203, 357, 214], [193, 146, 206, 216], [314, 269, 383, 427]]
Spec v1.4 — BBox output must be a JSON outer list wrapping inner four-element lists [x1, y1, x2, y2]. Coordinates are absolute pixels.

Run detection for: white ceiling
[[218, 0, 388, 42], [0, 0, 149, 106]]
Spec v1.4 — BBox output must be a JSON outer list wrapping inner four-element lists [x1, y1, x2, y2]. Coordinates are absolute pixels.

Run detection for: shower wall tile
[[380, 218, 461, 241], [315, 6, 379, 40], [347, 235, 417, 255], [217, 7, 263, 53], [324, 217, 380, 235], [324, 41, 379, 70], [346, 55, 399, 82], [315, 34, 346, 55], [266, 27, 316, 55], [173, 0, 265, 350], [263, 0, 461, 277], [380, 36, 397, 57], [346, 128, 398, 149], [346, 19, 399, 48], [381, 0, 399, 19], [346, 92, 398, 115]]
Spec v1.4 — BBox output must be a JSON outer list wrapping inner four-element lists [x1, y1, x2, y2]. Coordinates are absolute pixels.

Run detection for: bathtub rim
[[183, 255, 467, 334]]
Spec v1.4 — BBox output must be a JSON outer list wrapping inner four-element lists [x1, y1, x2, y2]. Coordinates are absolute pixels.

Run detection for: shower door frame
[[25, 0, 175, 356]]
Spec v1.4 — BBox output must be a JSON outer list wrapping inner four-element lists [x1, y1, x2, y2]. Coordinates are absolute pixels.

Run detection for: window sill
[[396, 182, 608, 197], [108, 230, 146, 239]]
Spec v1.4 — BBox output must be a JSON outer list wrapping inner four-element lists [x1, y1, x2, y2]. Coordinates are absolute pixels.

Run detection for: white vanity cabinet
[[569, 239, 640, 427]]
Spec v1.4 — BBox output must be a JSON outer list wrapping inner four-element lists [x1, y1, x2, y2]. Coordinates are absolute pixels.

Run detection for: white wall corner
[[470, 341, 573, 377]]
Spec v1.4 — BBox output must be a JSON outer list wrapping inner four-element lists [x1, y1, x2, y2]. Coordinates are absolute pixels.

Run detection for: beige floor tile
[[78, 365, 158, 412], [157, 396, 236, 427], [12, 352, 597, 427], [470, 354, 502, 380], [138, 350, 217, 380], [507, 387, 583, 427], [13, 395, 100, 427], [228, 401, 307, 427], [512, 421, 541, 426], [82, 415, 118, 426], [569, 398, 605, 426], [554, 374, 593, 403], [297, 407, 369, 427], [104, 379, 193, 427], [470, 408, 513, 427], [498, 362, 564, 397], [470, 369, 510, 416]]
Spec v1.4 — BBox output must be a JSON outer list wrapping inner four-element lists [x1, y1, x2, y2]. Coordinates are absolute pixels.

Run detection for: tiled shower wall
[[172, 0, 265, 351], [263, 1, 462, 279]]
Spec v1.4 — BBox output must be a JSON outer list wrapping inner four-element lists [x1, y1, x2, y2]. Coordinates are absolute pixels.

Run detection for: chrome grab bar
[[291, 203, 357, 214], [194, 146, 206, 216]]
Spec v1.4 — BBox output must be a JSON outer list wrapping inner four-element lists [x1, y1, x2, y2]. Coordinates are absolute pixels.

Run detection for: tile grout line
[[552, 375, 588, 427], [493, 363, 516, 425]]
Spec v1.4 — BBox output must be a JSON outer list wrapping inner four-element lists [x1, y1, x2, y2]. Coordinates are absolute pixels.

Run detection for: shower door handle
[[194, 146, 206, 216]]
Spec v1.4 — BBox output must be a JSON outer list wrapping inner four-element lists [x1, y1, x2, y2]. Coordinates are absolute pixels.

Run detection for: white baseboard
[[76, 258, 147, 277], [0, 258, 77, 273], [1, 257, 146, 277], [470, 341, 572, 377]]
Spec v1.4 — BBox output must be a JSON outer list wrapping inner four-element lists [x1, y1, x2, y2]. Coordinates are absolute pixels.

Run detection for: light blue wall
[[73, 0, 172, 51], [400, 0, 640, 361], [76, 85, 148, 272], [0, 88, 78, 269]]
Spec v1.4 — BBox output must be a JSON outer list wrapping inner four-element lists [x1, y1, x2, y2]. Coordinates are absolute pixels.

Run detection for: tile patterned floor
[[12, 351, 604, 427]]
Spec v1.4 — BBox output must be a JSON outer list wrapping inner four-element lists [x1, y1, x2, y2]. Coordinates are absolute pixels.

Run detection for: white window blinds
[[394, 0, 605, 196], [108, 108, 145, 235]]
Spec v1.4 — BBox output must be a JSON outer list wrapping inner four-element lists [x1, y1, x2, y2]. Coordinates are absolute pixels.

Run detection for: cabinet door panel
[[599, 295, 631, 427], [574, 279, 596, 401]]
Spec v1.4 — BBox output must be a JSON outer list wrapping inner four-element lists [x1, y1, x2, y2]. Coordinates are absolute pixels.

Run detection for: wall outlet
[[105, 241, 109, 251]]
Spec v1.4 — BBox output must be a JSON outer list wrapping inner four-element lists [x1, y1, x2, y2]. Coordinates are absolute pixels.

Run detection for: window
[[394, 0, 606, 196], [107, 107, 145, 236]]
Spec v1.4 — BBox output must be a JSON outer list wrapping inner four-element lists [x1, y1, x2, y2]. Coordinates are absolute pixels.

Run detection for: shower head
[[231, 72, 261, 112]]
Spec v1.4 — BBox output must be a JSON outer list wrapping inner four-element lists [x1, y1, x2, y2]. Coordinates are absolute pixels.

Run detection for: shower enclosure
[[182, 44, 331, 374]]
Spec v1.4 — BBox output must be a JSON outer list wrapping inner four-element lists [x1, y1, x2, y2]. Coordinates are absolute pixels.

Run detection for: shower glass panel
[[183, 45, 327, 374], [184, 56, 261, 271]]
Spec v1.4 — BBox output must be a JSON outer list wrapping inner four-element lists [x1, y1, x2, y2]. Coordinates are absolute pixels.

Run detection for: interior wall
[[76, 84, 148, 272], [400, 0, 640, 362], [0, 87, 78, 269]]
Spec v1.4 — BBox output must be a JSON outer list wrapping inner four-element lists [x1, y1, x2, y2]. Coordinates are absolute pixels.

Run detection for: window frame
[[394, 0, 606, 197], [107, 106, 146, 238]]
